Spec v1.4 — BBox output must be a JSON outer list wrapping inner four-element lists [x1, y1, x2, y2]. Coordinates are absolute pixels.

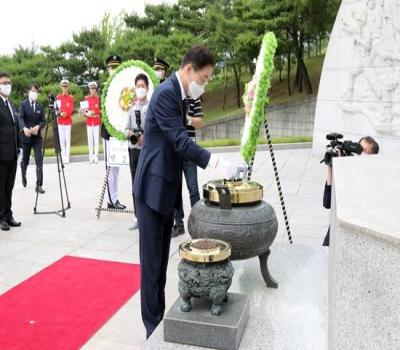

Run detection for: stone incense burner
[[188, 179, 278, 288], [178, 239, 234, 316]]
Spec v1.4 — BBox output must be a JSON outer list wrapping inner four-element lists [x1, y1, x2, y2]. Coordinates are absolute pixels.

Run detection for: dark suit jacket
[[18, 99, 46, 144], [0, 97, 21, 161], [133, 72, 210, 216]]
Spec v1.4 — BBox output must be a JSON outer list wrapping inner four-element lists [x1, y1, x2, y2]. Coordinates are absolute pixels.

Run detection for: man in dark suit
[[134, 46, 236, 338], [19, 83, 46, 193], [0, 72, 21, 231]]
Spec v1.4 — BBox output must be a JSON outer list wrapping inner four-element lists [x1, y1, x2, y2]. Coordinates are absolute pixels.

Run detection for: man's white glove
[[208, 154, 236, 180]]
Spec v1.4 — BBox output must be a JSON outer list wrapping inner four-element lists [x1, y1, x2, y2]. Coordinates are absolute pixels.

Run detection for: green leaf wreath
[[240, 32, 277, 162], [101, 60, 159, 140]]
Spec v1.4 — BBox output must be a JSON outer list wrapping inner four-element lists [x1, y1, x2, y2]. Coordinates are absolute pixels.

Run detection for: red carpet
[[0, 256, 141, 350]]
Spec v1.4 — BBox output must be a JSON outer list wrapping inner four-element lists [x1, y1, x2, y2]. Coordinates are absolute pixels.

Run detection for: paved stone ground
[[0, 147, 329, 349]]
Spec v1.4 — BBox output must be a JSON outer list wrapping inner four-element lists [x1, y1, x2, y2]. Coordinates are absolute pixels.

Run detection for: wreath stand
[[95, 140, 133, 219], [95, 59, 159, 219]]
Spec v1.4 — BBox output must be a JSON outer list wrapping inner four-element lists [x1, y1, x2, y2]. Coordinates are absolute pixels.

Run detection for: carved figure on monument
[[341, 0, 400, 133], [341, 7, 375, 105]]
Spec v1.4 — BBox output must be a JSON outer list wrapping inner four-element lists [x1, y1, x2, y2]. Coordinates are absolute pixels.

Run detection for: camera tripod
[[33, 98, 71, 217]]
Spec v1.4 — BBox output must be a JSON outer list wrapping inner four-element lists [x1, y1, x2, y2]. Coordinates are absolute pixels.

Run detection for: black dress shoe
[[7, 217, 21, 227], [114, 200, 126, 210], [1, 221, 10, 231], [22, 173, 27, 187], [171, 224, 185, 238], [107, 202, 116, 209], [35, 186, 45, 194]]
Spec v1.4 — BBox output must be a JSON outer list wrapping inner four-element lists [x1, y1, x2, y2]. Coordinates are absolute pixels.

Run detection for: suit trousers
[[0, 160, 17, 221], [136, 199, 173, 339], [21, 141, 43, 186], [58, 124, 71, 163], [128, 148, 141, 215], [174, 158, 200, 226]]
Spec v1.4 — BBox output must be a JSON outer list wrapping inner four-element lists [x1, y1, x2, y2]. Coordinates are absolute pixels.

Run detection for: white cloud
[[1, 0, 176, 55]]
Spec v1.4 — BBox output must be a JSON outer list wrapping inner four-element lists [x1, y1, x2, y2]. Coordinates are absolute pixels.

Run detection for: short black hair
[[135, 73, 149, 87], [181, 45, 215, 70], [0, 72, 10, 80], [28, 82, 40, 91], [359, 136, 379, 154]]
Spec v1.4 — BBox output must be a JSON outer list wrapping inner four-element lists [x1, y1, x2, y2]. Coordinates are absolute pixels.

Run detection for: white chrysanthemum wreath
[[240, 32, 277, 163], [101, 60, 159, 139]]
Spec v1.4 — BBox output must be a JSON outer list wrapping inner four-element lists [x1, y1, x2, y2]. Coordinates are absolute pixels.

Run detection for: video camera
[[47, 94, 60, 118], [321, 132, 363, 166], [129, 109, 144, 145]]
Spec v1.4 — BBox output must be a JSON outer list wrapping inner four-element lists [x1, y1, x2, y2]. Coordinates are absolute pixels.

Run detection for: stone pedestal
[[330, 156, 400, 349], [144, 243, 329, 350], [163, 293, 249, 350]]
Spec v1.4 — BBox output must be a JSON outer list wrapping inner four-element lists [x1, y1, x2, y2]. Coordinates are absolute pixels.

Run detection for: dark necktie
[[4, 99, 14, 123], [182, 98, 188, 124], [31, 101, 35, 113]]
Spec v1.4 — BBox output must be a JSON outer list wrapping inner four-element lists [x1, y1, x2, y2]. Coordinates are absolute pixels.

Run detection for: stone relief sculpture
[[341, 0, 400, 133]]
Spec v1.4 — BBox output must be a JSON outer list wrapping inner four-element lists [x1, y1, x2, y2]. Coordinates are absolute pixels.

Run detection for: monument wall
[[329, 155, 400, 349], [313, 0, 400, 157]]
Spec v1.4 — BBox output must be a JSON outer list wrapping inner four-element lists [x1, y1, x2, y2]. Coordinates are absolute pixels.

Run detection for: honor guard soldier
[[19, 83, 46, 193], [84, 81, 101, 163], [56, 79, 74, 164], [153, 57, 170, 83], [102, 55, 126, 210]]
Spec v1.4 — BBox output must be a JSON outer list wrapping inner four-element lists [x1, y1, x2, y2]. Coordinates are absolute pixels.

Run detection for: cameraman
[[322, 136, 379, 246], [125, 73, 149, 230]]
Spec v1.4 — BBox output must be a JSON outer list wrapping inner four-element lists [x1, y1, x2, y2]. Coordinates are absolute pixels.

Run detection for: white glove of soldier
[[208, 154, 236, 180]]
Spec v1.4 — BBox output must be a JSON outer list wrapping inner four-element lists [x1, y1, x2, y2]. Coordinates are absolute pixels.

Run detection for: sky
[[1, 0, 176, 55]]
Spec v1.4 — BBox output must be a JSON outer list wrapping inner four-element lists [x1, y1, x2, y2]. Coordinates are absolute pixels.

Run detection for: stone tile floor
[[0, 147, 329, 349]]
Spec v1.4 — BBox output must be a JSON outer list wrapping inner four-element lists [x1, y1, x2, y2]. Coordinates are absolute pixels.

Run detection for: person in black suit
[[133, 46, 237, 338], [19, 83, 46, 193], [0, 72, 21, 231]]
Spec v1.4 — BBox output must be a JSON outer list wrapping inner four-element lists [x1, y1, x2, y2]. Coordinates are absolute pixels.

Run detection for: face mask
[[29, 91, 38, 101], [0, 84, 12, 97], [136, 87, 147, 99], [155, 70, 165, 80], [189, 80, 205, 100]]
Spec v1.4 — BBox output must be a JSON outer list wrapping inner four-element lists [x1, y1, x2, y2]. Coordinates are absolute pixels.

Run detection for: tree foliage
[[0, 0, 340, 108]]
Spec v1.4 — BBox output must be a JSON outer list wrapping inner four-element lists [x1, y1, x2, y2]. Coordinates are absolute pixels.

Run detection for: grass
[[201, 54, 325, 121], [42, 136, 312, 157], [203, 106, 243, 123], [198, 136, 312, 148], [44, 144, 104, 157], [44, 114, 89, 149]]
